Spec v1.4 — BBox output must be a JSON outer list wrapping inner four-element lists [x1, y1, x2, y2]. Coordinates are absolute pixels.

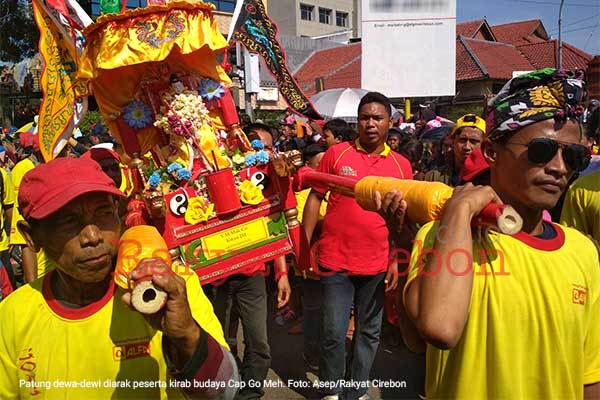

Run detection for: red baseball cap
[[20, 132, 40, 151], [460, 148, 490, 182], [19, 157, 125, 220]]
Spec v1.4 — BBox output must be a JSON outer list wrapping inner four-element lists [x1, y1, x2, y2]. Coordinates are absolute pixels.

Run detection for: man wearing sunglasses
[[403, 68, 600, 399]]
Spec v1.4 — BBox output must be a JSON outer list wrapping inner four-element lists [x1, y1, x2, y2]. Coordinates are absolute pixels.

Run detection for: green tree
[[0, 0, 39, 63], [0, 0, 93, 63]]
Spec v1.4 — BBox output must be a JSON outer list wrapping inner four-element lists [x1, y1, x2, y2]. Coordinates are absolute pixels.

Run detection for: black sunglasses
[[507, 137, 591, 172]]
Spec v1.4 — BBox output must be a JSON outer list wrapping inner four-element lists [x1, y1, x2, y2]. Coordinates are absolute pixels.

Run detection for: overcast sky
[[457, 0, 600, 55]]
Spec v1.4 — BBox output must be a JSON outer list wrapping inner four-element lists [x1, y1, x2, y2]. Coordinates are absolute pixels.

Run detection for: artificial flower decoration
[[184, 197, 214, 224], [154, 89, 210, 137], [122, 100, 153, 129], [251, 139, 264, 151], [239, 179, 264, 205], [148, 172, 161, 189], [255, 151, 269, 164], [232, 152, 245, 166], [198, 79, 225, 101], [176, 168, 192, 181], [244, 154, 257, 167], [167, 162, 183, 174]]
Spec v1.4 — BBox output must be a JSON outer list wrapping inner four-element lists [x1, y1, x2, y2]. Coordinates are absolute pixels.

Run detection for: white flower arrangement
[[154, 89, 211, 139]]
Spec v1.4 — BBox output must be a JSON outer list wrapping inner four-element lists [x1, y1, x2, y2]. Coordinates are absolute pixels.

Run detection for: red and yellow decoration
[[33, 0, 90, 161]]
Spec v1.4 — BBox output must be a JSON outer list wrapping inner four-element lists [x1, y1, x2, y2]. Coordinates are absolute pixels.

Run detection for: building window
[[319, 8, 332, 24], [300, 4, 314, 21], [336, 11, 348, 27]]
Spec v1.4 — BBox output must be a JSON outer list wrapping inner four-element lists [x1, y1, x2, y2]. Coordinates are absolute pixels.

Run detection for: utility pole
[[558, 0, 565, 69]]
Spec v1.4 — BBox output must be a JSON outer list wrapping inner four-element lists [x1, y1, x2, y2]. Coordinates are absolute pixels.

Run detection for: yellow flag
[[32, 0, 90, 161]]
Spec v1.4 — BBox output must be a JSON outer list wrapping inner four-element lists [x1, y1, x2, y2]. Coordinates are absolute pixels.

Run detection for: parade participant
[[403, 69, 600, 399], [560, 105, 600, 240], [9, 132, 50, 282], [321, 119, 353, 148], [204, 257, 290, 400], [81, 146, 133, 196], [386, 127, 403, 153], [418, 127, 454, 184], [303, 92, 413, 400], [293, 143, 328, 370], [560, 171, 600, 242], [0, 157, 237, 398], [244, 123, 276, 153], [451, 114, 485, 174], [578, 104, 600, 176], [0, 162, 15, 288], [208, 123, 291, 399], [397, 137, 424, 176]]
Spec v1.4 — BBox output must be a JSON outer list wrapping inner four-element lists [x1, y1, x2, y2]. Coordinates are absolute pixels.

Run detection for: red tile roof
[[463, 38, 534, 79], [456, 39, 484, 80], [295, 42, 361, 97], [518, 40, 592, 71], [316, 59, 361, 97], [491, 19, 548, 45], [293, 19, 594, 93], [456, 19, 485, 38]]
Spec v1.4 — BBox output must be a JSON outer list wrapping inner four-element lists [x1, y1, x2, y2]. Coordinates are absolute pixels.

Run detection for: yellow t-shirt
[[0, 265, 227, 399], [560, 170, 600, 242], [8, 158, 53, 278], [405, 221, 600, 399], [295, 188, 327, 223], [0, 168, 15, 252], [9, 157, 35, 246]]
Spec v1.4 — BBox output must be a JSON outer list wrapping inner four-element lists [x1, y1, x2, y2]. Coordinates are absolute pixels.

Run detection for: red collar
[[512, 222, 565, 251], [43, 269, 116, 320]]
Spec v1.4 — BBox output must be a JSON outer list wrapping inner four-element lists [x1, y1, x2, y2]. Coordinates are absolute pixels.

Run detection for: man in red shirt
[[303, 92, 413, 400]]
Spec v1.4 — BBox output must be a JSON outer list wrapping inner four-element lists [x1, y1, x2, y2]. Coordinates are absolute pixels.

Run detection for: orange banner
[[33, 0, 89, 161]]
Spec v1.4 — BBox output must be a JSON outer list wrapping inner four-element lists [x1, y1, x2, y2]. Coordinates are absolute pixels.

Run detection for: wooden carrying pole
[[296, 168, 522, 235]]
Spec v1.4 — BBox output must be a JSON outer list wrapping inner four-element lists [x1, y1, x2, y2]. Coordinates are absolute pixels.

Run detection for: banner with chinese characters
[[33, 0, 90, 161], [230, 0, 322, 120]]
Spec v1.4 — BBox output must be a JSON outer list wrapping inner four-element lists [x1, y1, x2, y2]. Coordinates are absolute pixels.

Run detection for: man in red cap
[[0, 157, 237, 398]]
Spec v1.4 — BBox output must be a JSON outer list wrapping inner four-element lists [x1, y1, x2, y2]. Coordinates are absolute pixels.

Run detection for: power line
[[506, 0, 600, 6], [547, 13, 600, 33], [560, 24, 599, 34], [583, 20, 600, 51]]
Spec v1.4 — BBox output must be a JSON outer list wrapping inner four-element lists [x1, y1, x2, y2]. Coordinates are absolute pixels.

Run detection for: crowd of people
[[0, 67, 599, 399]]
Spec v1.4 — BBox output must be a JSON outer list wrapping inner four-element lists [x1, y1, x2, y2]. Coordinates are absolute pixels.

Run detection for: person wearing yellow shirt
[[403, 69, 600, 399], [9, 132, 51, 282], [0, 167, 15, 288], [0, 157, 237, 398], [560, 169, 600, 242], [560, 107, 600, 240]]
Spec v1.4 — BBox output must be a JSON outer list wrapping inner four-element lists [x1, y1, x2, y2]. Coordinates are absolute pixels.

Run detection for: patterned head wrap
[[485, 68, 586, 142]]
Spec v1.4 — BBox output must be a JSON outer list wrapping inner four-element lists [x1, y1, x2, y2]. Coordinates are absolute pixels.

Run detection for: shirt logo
[[572, 284, 588, 305], [340, 166, 357, 176], [113, 341, 151, 361]]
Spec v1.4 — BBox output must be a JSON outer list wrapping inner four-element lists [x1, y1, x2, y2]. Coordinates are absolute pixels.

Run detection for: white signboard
[[362, 0, 456, 97]]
